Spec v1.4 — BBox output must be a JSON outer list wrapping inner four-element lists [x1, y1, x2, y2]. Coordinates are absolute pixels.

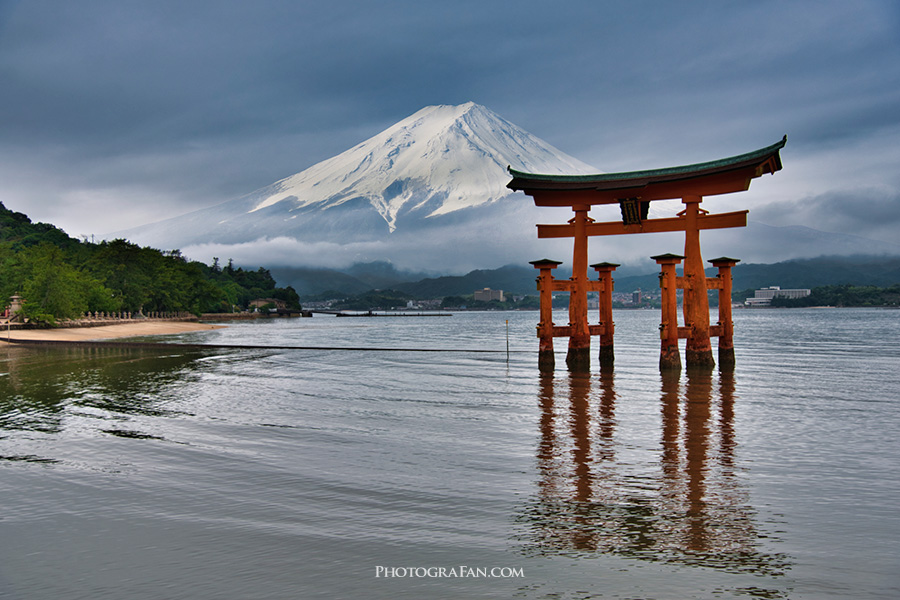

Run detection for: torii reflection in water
[[518, 367, 790, 576]]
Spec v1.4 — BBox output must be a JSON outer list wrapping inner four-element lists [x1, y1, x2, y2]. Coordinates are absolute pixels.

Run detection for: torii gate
[[508, 136, 786, 371]]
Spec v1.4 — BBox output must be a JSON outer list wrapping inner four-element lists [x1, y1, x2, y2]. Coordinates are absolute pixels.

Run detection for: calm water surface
[[1, 309, 898, 599]]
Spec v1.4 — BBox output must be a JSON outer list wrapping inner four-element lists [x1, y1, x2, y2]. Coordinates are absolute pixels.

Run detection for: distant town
[[297, 282, 897, 313]]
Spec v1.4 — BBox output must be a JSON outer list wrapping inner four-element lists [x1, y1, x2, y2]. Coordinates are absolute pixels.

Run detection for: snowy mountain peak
[[247, 102, 597, 232], [112, 103, 601, 257]]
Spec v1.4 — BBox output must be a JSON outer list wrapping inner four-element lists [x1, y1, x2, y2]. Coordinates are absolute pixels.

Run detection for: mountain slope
[[273, 255, 900, 299], [612, 254, 900, 297], [247, 102, 595, 230], [388, 255, 900, 299], [114, 102, 597, 250]]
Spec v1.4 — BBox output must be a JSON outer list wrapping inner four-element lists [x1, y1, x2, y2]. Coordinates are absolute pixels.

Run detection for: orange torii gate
[[509, 136, 786, 371]]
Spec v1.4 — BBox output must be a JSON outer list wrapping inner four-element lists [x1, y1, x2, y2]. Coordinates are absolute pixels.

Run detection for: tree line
[[0, 202, 300, 323]]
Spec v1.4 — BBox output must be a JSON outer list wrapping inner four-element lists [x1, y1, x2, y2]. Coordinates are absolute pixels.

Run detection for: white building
[[474, 288, 505, 302], [745, 286, 811, 307]]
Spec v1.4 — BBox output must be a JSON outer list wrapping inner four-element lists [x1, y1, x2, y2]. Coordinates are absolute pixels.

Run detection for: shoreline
[[0, 321, 225, 344]]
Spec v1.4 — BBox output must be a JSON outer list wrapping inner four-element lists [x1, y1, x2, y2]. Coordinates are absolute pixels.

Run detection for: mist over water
[[2, 309, 898, 599]]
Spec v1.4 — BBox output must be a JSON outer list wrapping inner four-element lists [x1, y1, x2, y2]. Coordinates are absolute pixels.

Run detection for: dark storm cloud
[[753, 188, 900, 245], [0, 0, 898, 262], [0, 1, 533, 207], [1, 1, 513, 148]]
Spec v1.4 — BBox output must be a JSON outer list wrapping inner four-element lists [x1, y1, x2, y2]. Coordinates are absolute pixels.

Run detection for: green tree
[[440, 295, 468, 308], [13, 244, 119, 322], [0, 203, 308, 320], [271, 285, 302, 310]]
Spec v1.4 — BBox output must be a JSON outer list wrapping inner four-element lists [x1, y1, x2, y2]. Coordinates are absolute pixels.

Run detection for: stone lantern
[[8, 293, 23, 322]]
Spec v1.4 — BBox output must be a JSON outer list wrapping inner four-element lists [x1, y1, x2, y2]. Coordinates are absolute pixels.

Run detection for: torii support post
[[653, 253, 683, 371], [681, 196, 715, 368], [709, 257, 740, 369], [566, 205, 592, 372], [530, 259, 562, 371], [591, 262, 618, 369]]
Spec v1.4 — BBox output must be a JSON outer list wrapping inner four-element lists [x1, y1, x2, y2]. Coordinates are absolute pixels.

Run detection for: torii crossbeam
[[508, 136, 786, 371]]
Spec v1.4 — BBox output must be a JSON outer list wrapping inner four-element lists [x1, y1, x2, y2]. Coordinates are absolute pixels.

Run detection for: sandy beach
[[0, 321, 225, 344]]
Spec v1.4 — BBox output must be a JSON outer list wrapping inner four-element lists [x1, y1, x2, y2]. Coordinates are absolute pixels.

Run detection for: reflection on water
[[0, 345, 207, 455], [519, 366, 791, 581], [2, 311, 899, 599]]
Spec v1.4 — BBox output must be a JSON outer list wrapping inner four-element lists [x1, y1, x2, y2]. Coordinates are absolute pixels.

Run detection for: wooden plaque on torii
[[509, 136, 786, 371]]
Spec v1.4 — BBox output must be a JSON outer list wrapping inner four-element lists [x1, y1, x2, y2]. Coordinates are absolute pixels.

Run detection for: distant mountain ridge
[[283, 255, 900, 298]]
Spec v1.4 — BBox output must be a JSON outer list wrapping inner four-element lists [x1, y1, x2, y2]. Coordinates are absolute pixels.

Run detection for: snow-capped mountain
[[114, 102, 597, 255], [247, 102, 595, 232]]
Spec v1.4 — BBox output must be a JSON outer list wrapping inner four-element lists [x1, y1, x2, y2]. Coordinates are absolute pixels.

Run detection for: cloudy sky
[[1, 0, 899, 254]]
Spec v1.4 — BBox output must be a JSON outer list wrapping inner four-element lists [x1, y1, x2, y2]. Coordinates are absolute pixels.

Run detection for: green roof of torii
[[508, 136, 786, 193]]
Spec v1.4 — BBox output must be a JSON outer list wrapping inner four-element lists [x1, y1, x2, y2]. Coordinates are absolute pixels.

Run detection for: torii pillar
[[530, 258, 563, 371], [653, 253, 683, 370], [709, 257, 740, 369], [592, 262, 618, 368], [566, 205, 592, 371], [681, 195, 714, 368]]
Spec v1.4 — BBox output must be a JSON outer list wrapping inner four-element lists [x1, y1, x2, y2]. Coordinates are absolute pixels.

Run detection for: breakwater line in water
[[4, 337, 523, 354]]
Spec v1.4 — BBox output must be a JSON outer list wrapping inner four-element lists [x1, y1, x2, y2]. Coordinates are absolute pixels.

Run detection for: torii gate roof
[[508, 136, 786, 206]]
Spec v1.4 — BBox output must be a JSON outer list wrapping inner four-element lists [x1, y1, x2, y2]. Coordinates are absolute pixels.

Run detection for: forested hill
[[273, 255, 900, 298], [0, 202, 300, 323]]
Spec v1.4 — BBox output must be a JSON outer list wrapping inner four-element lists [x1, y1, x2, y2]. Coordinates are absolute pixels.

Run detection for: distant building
[[632, 289, 642, 305], [249, 298, 287, 310], [474, 288, 505, 302], [745, 286, 811, 307]]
